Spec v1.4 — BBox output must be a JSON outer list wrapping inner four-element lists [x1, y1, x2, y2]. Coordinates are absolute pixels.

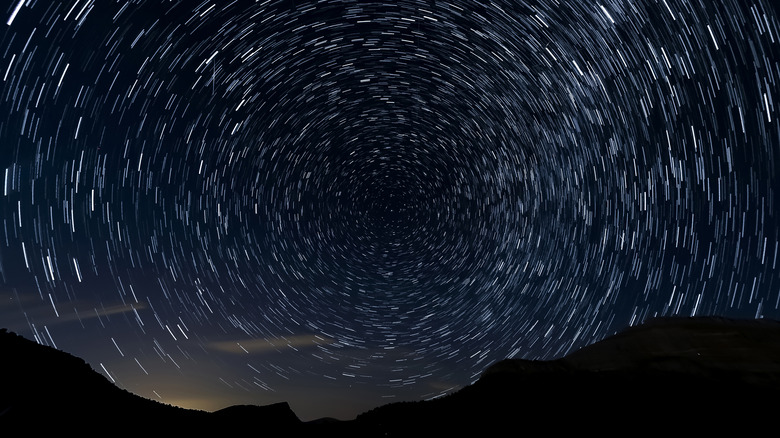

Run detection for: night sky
[[2, 0, 780, 421]]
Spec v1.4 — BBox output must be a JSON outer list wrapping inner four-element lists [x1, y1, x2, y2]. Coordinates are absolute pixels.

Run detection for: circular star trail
[[1, 0, 779, 420]]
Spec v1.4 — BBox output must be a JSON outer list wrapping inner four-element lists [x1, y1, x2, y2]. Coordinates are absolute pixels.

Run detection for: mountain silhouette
[[0, 328, 300, 435], [351, 316, 780, 437], [2, 317, 780, 436]]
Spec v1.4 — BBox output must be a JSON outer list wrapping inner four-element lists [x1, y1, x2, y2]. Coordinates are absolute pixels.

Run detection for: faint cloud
[[51, 302, 148, 324], [0, 294, 147, 331], [208, 334, 336, 354], [90, 302, 147, 318]]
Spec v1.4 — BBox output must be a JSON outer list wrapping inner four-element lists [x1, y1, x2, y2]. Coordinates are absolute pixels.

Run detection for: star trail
[[1, 0, 779, 421]]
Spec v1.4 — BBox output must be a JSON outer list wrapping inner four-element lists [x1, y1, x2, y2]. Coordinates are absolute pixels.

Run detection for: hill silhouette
[[2, 317, 780, 436], [352, 316, 780, 436], [0, 328, 301, 435]]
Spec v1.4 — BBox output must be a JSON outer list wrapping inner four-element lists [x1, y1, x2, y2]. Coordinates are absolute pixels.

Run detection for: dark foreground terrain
[[2, 316, 780, 436]]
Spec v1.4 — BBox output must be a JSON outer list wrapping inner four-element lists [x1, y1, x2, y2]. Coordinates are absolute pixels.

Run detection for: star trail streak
[[1, 0, 779, 421]]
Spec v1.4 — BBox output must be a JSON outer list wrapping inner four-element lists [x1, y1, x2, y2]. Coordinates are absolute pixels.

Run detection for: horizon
[[3, 313, 779, 421], [2, 0, 780, 422]]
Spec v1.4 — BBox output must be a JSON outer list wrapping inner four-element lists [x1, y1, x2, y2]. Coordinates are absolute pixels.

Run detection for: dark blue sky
[[1, 0, 779, 421]]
